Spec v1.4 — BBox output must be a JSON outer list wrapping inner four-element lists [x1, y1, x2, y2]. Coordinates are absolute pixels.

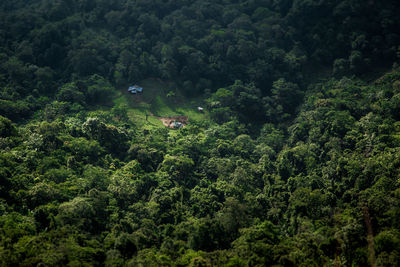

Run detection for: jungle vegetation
[[1, 0, 400, 266]]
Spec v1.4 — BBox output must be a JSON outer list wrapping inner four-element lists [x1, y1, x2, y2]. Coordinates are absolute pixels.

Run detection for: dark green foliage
[[82, 117, 129, 156], [0, 115, 17, 137], [1, 0, 400, 266]]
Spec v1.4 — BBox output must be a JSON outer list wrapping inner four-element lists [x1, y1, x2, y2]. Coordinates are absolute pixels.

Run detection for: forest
[[1, 0, 400, 266]]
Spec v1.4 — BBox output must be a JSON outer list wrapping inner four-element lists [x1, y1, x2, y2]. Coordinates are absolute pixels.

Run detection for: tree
[[82, 117, 129, 155], [56, 82, 85, 104], [84, 74, 116, 105], [158, 154, 194, 185], [0, 115, 17, 137], [57, 197, 95, 230], [216, 197, 248, 242], [266, 78, 303, 121], [333, 58, 349, 77], [349, 50, 366, 74]]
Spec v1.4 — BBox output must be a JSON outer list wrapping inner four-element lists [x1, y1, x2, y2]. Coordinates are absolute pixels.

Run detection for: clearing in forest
[[114, 78, 206, 129], [158, 115, 189, 128]]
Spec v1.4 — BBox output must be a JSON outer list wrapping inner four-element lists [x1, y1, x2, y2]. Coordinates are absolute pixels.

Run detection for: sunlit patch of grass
[[114, 78, 209, 129]]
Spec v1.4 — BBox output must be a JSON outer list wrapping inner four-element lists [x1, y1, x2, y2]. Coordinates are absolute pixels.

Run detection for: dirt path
[[153, 114, 188, 128]]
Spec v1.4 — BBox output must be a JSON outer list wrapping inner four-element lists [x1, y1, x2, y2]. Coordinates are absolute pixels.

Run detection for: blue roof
[[128, 85, 143, 92]]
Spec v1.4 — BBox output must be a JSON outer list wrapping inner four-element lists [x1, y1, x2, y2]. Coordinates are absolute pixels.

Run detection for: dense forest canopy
[[1, 0, 400, 266]]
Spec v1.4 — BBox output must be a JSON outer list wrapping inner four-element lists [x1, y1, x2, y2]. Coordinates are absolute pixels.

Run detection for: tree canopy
[[1, 0, 400, 266]]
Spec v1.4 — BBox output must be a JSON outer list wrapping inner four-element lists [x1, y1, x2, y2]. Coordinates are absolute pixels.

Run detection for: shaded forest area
[[1, 0, 400, 266]]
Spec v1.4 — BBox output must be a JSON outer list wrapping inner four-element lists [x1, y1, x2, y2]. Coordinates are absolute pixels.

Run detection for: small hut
[[128, 85, 143, 94], [173, 121, 184, 129]]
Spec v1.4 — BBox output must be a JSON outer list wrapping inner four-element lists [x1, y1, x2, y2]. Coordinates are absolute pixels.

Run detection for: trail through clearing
[[154, 115, 188, 128]]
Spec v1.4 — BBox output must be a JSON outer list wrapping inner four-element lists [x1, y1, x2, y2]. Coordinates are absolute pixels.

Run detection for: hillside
[[1, 0, 400, 266], [113, 78, 207, 129]]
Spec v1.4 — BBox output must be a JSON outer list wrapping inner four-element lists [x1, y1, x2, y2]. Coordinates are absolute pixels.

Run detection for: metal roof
[[128, 85, 143, 93]]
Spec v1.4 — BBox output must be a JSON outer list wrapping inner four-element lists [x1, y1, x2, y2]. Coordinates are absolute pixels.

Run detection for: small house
[[128, 85, 143, 94], [197, 107, 204, 112], [173, 121, 184, 129]]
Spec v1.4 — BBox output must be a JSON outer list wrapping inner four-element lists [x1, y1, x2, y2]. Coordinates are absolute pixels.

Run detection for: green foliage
[[56, 82, 85, 105], [85, 74, 116, 105], [1, 0, 400, 266], [0, 115, 17, 137], [82, 117, 129, 156], [159, 154, 195, 185]]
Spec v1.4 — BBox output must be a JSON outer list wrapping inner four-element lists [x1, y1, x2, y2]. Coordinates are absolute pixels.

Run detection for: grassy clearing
[[113, 78, 208, 129]]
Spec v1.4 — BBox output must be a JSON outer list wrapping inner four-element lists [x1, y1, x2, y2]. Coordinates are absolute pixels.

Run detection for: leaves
[[1, 0, 400, 266]]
